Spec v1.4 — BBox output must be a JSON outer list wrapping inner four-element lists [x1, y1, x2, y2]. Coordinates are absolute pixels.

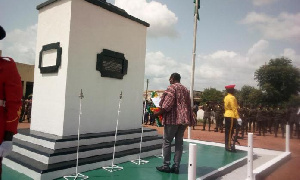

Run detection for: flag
[[193, 0, 200, 20]]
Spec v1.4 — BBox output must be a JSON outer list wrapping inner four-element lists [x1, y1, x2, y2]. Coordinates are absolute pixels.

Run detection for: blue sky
[[0, 0, 299, 91]]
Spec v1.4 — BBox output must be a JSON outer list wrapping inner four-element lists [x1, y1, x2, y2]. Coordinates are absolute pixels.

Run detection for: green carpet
[[3, 142, 247, 180], [2, 164, 32, 180]]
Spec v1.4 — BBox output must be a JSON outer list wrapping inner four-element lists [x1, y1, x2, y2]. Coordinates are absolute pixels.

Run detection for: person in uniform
[[257, 106, 268, 136], [19, 96, 26, 122], [296, 108, 300, 139], [26, 97, 32, 123], [274, 105, 287, 138], [240, 106, 249, 139], [224, 85, 241, 152], [202, 102, 213, 131], [248, 105, 256, 133], [214, 103, 224, 132], [192, 102, 199, 129], [288, 106, 298, 139], [267, 106, 274, 134], [0, 25, 23, 180]]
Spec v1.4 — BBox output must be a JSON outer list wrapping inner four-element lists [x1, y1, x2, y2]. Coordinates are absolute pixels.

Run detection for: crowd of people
[[144, 97, 300, 140], [19, 96, 32, 123], [191, 103, 300, 139]]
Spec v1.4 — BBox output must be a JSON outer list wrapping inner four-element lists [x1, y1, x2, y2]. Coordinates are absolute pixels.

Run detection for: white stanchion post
[[286, 125, 290, 152], [103, 91, 124, 172], [63, 89, 88, 180], [246, 133, 253, 180], [131, 98, 149, 165], [188, 143, 197, 180]]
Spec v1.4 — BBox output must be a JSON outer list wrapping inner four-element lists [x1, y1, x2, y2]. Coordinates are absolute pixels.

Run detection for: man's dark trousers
[[225, 117, 237, 149], [163, 125, 187, 168]]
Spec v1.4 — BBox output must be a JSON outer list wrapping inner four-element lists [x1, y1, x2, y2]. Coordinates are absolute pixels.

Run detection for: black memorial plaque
[[96, 49, 128, 79]]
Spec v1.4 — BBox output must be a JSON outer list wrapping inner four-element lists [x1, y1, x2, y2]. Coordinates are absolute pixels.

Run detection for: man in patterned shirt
[[153, 73, 194, 174]]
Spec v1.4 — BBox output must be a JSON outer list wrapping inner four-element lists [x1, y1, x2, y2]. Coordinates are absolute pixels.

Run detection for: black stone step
[[17, 128, 156, 143], [7, 144, 162, 174], [13, 135, 162, 157]]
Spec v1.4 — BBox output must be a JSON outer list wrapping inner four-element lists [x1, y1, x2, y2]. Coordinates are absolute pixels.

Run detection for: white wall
[[31, 0, 148, 136], [31, 0, 72, 136]]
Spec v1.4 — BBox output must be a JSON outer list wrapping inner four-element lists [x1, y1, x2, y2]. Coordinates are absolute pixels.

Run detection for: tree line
[[198, 57, 300, 108]]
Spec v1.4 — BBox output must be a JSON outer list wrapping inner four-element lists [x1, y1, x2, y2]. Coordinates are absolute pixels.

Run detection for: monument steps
[[12, 135, 162, 164], [14, 128, 158, 149], [12, 135, 162, 158], [6, 144, 162, 174]]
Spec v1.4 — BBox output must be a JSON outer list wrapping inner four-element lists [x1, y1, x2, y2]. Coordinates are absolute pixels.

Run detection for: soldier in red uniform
[[0, 26, 23, 180]]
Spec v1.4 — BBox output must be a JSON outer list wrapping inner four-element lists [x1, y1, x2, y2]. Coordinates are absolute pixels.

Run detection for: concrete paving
[[217, 153, 276, 179]]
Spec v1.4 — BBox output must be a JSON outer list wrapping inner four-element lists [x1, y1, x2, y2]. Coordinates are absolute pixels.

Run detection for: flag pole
[[189, 0, 199, 139]]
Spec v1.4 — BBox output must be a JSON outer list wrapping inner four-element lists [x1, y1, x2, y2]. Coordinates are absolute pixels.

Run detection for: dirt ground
[[144, 123, 300, 180], [17, 122, 299, 180]]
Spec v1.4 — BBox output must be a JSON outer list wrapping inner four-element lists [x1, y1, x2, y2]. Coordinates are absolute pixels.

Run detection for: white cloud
[[145, 48, 259, 91], [145, 39, 297, 91], [241, 12, 300, 42], [145, 51, 191, 90], [0, 24, 37, 65], [247, 40, 274, 68], [209, 51, 237, 59], [115, 0, 179, 38], [281, 48, 300, 67], [247, 39, 269, 55], [252, 0, 278, 6]]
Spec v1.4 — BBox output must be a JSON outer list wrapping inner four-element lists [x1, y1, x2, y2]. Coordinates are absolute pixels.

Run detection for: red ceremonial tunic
[[0, 57, 22, 143]]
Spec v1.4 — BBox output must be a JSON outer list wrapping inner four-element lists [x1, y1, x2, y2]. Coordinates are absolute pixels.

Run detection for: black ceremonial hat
[[0, 26, 6, 40]]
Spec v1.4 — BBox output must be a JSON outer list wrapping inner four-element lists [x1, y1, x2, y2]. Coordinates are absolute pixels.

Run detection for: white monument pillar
[[31, 0, 149, 136]]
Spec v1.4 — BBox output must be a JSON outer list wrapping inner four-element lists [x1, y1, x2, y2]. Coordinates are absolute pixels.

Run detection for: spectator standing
[[153, 73, 194, 174], [192, 103, 199, 129], [202, 102, 212, 131]]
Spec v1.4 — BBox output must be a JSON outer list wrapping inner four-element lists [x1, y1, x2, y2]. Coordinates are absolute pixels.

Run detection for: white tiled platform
[[184, 139, 291, 180]]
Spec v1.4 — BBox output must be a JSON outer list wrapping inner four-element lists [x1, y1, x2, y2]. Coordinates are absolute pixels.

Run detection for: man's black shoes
[[156, 165, 180, 174], [156, 166, 170, 173], [170, 166, 179, 174]]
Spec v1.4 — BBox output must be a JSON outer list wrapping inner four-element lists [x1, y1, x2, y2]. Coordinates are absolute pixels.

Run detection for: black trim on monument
[[36, 0, 150, 27], [36, 0, 60, 10], [38, 42, 62, 74]]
